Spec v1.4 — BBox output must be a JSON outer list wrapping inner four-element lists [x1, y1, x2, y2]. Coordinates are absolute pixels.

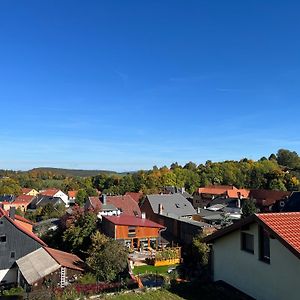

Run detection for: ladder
[[60, 267, 66, 288]]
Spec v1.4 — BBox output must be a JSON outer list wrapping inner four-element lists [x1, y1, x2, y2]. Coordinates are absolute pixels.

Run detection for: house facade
[[102, 215, 164, 249], [0, 207, 46, 284], [39, 189, 69, 206], [204, 212, 300, 300]]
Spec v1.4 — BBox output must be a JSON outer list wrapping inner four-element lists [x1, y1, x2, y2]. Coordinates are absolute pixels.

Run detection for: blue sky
[[1, 1, 300, 171]]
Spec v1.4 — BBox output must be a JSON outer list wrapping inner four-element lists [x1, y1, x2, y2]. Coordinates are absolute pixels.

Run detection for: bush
[[3, 287, 24, 296], [78, 273, 97, 284]]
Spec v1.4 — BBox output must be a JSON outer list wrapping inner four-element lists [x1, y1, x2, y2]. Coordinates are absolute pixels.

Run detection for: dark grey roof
[[29, 196, 63, 209], [146, 194, 196, 217], [163, 186, 193, 199], [0, 194, 16, 202]]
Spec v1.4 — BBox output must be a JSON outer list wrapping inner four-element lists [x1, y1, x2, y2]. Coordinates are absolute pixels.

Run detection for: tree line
[[1, 149, 300, 197]]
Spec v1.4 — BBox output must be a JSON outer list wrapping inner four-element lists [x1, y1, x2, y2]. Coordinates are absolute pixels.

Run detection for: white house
[[39, 189, 69, 207], [204, 212, 300, 300]]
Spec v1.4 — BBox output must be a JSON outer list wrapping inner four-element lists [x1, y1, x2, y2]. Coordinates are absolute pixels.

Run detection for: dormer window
[[175, 204, 180, 208]]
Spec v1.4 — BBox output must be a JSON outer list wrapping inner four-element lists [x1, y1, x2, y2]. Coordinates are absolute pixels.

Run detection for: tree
[[192, 233, 210, 267], [277, 149, 300, 169], [76, 189, 88, 207], [86, 231, 128, 282], [242, 199, 257, 218], [63, 210, 97, 255]]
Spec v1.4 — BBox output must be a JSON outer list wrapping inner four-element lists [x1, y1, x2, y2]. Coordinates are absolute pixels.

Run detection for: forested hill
[[1, 149, 300, 196], [28, 167, 123, 177]]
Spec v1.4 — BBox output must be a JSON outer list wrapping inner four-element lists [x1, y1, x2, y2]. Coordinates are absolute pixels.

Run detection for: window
[[259, 226, 270, 263], [0, 235, 6, 243], [241, 232, 254, 254], [128, 226, 136, 237], [10, 252, 15, 260]]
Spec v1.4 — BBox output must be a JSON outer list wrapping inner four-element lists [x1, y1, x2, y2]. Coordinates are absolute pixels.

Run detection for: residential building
[[102, 214, 164, 249], [21, 188, 39, 197], [141, 194, 196, 221], [249, 189, 290, 212], [28, 195, 66, 210], [0, 207, 46, 284], [193, 185, 249, 209], [85, 194, 141, 218], [39, 189, 69, 206], [204, 212, 300, 300], [140, 194, 215, 244], [8, 195, 36, 212]]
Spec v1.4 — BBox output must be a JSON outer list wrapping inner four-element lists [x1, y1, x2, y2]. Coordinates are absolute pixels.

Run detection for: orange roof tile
[[257, 212, 300, 254], [40, 189, 60, 197], [14, 195, 35, 204], [68, 190, 78, 198]]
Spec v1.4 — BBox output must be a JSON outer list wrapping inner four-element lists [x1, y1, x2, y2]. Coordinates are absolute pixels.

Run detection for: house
[[0, 207, 46, 284], [140, 194, 214, 244], [141, 194, 196, 221], [17, 246, 84, 290], [193, 185, 249, 209], [8, 195, 36, 212], [204, 212, 300, 300], [28, 195, 66, 210], [39, 189, 69, 207], [102, 214, 165, 249], [85, 195, 121, 218], [21, 188, 39, 197], [85, 194, 141, 218], [249, 189, 291, 212], [68, 190, 78, 200]]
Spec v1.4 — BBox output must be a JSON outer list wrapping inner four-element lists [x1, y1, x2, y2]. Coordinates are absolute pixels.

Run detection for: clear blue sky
[[1, 1, 300, 171]]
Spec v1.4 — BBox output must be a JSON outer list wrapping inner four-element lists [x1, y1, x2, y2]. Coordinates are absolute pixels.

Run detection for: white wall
[[54, 191, 69, 206], [0, 268, 17, 284], [213, 223, 300, 300]]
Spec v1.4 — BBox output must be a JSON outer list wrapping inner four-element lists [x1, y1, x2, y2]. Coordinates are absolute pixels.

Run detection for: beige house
[[204, 212, 300, 300], [21, 188, 38, 197]]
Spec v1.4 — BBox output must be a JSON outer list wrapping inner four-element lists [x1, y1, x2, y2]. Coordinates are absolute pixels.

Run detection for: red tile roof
[[257, 212, 300, 254], [0, 207, 46, 246], [205, 212, 300, 259], [40, 189, 60, 197], [22, 188, 34, 194], [125, 192, 143, 203], [14, 195, 35, 204], [249, 189, 291, 206], [68, 190, 78, 198], [107, 195, 141, 217], [44, 247, 84, 271], [103, 215, 165, 228], [87, 195, 141, 217], [198, 185, 249, 199]]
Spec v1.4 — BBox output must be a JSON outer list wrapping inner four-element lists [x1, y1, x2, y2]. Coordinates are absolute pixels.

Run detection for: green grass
[[132, 264, 179, 276], [103, 289, 183, 300]]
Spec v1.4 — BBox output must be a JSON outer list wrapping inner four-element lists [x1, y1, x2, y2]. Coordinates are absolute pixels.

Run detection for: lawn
[[103, 289, 183, 300], [132, 264, 179, 276]]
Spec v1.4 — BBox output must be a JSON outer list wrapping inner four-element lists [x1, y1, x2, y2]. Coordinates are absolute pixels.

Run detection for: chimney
[[101, 194, 107, 205], [158, 203, 164, 215], [9, 207, 16, 220], [237, 192, 241, 208], [141, 212, 146, 219], [181, 187, 185, 194]]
